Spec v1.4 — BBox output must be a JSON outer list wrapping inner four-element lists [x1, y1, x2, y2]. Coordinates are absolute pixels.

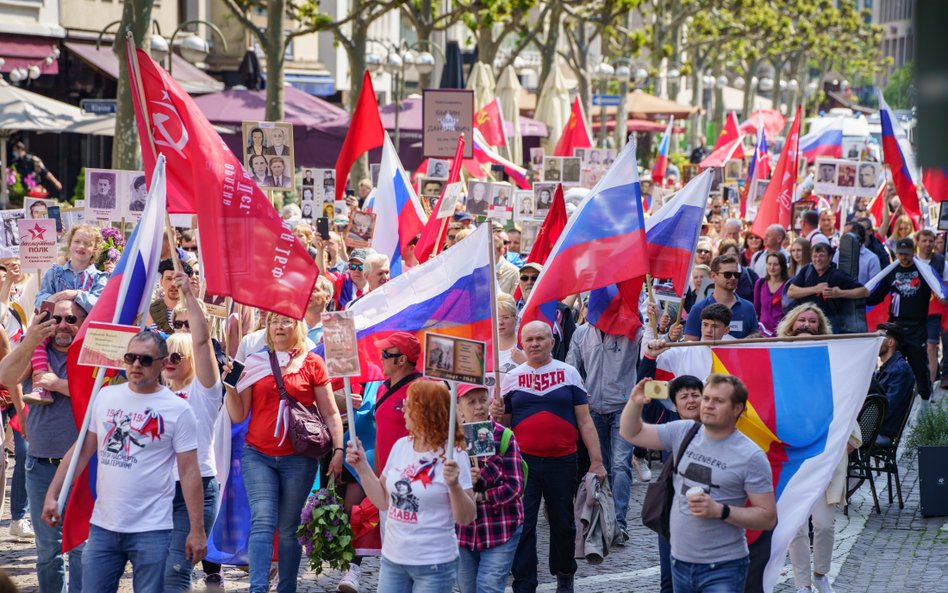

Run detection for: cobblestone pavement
[[3, 392, 946, 592]]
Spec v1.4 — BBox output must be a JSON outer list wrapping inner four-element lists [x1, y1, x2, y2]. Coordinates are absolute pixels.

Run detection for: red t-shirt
[[373, 373, 422, 472], [246, 352, 331, 456]]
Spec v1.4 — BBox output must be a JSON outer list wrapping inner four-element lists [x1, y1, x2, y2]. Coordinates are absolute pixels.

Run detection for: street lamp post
[[368, 40, 439, 153], [167, 20, 229, 75], [595, 61, 615, 148]]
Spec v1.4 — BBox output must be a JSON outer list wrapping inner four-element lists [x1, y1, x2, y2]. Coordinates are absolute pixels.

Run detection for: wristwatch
[[720, 503, 731, 521]]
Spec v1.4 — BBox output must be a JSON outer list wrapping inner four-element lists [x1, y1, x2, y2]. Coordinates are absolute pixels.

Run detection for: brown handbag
[[269, 350, 332, 459], [641, 421, 701, 540]]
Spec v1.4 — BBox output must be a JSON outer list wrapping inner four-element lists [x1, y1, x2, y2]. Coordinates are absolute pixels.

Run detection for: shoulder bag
[[641, 421, 702, 540], [269, 350, 332, 459]]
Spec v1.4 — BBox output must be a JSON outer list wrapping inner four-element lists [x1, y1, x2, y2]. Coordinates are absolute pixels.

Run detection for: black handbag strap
[[672, 422, 702, 474], [375, 372, 423, 411]]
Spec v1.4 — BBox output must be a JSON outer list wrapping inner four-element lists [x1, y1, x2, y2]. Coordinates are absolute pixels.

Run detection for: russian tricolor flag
[[742, 124, 771, 217], [799, 116, 844, 163], [62, 157, 167, 551], [645, 170, 713, 296], [878, 89, 921, 221], [371, 133, 428, 277], [471, 128, 530, 189], [651, 116, 674, 186], [522, 140, 648, 333]]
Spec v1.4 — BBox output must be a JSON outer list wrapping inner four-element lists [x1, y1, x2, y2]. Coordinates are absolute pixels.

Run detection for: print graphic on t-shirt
[[517, 369, 566, 391], [388, 457, 439, 524], [893, 270, 920, 298], [100, 407, 166, 468]]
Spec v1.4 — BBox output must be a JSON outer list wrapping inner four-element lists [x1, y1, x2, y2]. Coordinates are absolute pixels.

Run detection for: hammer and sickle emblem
[[150, 91, 189, 159]]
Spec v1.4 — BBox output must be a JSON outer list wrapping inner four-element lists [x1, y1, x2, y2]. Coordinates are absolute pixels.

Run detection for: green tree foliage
[[883, 62, 914, 110]]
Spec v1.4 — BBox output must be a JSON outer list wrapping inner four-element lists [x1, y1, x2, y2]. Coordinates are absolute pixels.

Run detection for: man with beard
[[0, 298, 88, 592], [867, 237, 938, 409], [873, 322, 916, 440], [786, 242, 868, 333]]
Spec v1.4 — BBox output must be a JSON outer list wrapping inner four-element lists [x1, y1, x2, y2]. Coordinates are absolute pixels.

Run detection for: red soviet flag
[[553, 97, 593, 157], [711, 111, 745, 160], [128, 46, 317, 319], [415, 134, 465, 263], [475, 98, 507, 147], [751, 106, 801, 237], [335, 71, 385, 201]]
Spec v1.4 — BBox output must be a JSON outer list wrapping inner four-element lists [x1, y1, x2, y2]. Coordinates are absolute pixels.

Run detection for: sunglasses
[[51, 315, 79, 325], [349, 263, 364, 271], [718, 271, 739, 279], [172, 320, 190, 330], [520, 275, 538, 282], [183, 246, 198, 252], [123, 353, 164, 367], [696, 249, 711, 255], [503, 240, 510, 246], [447, 234, 457, 241], [380, 350, 403, 360], [168, 352, 185, 365]]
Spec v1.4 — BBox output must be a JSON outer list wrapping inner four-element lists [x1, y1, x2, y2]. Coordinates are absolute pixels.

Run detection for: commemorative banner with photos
[[242, 121, 295, 192], [813, 158, 880, 197], [84, 169, 147, 221], [423, 333, 486, 385], [423, 89, 474, 159]]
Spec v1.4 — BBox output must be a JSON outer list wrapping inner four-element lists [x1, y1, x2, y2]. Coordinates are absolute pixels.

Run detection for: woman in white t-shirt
[[346, 380, 476, 591], [161, 272, 223, 593]]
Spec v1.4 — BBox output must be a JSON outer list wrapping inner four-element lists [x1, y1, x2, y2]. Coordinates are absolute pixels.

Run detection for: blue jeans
[[457, 525, 523, 593], [658, 535, 673, 593], [164, 476, 220, 593], [241, 443, 319, 593], [378, 556, 459, 593], [10, 416, 29, 520], [671, 556, 750, 593], [590, 410, 635, 531], [82, 525, 171, 593], [512, 453, 577, 593], [25, 455, 83, 593]]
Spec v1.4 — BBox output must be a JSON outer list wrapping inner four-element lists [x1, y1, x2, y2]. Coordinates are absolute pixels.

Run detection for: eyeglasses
[[168, 352, 185, 365], [718, 271, 739, 279], [696, 249, 711, 255], [520, 275, 538, 283], [172, 320, 190, 330], [349, 263, 364, 271], [123, 353, 164, 367], [268, 318, 295, 327], [380, 350, 403, 360], [51, 315, 79, 325]]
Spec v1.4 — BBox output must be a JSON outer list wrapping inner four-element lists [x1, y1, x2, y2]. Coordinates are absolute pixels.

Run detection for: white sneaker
[[632, 457, 652, 482], [10, 518, 35, 539], [813, 574, 834, 593], [337, 564, 361, 593]]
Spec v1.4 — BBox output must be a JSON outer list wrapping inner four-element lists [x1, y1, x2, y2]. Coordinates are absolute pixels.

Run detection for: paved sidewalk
[[3, 394, 946, 592]]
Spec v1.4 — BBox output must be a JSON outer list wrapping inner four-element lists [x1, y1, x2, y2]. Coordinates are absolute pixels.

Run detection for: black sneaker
[[555, 573, 574, 593], [205, 573, 225, 592]]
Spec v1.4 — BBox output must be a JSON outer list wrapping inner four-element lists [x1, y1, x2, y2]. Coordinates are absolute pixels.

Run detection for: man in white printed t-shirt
[[43, 331, 207, 593]]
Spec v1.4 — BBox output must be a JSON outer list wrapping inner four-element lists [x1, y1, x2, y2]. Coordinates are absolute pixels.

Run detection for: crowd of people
[[0, 140, 937, 593]]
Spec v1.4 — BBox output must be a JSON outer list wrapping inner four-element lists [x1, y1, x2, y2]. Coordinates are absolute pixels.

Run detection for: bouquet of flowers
[[4, 167, 26, 201], [297, 480, 355, 576], [97, 226, 126, 270]]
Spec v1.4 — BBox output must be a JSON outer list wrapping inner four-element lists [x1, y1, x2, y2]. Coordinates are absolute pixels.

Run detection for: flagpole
[[662, 331, 882, 348], [446, 380, 457, 461], [486, 227, 502, 399], [644, 274, 658, 333], [57, 158, 168, 515], [344, 376, 356, 442], [125, 32, 159, 163]]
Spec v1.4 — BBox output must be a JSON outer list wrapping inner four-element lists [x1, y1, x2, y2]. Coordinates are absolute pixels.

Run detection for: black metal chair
[[869, 393, 915, 509], [846, 395, 887, 514]]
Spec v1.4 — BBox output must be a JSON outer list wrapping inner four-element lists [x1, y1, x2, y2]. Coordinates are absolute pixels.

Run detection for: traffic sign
[[592, 94, 622, 107], [80, 99, 117, 115]]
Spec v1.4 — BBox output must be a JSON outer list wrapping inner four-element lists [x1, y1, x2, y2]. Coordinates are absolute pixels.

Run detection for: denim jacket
[[36, 262, 108, 313]]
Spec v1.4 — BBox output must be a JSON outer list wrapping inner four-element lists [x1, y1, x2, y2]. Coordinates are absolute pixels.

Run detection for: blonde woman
[[224, 312, 344, 593], [496, 293, 526, 373]]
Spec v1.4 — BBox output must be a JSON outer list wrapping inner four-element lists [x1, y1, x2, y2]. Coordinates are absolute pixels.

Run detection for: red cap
[[457, 384, 489, 398], [375, 332, 421, 363]]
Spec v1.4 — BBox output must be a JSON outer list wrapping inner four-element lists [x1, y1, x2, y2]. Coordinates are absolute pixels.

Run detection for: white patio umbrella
[[533, 62, 572, 153], [496, 64, 523, 165], [466, 62, 496, 112], [0, 79, 86, 205]]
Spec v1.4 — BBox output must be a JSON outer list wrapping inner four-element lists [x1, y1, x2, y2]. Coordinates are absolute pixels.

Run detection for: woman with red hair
[[347, 380, 476, 590]]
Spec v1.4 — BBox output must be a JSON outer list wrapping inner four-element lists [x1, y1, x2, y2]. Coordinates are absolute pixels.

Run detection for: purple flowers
[[296, 484, 355, 576]]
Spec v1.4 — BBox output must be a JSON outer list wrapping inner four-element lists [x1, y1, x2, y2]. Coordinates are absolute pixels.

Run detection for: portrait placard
[[346, 211, 377, 248], [16, 219, 57, 269], [242, 121, 295, 192], [426, 159, 450, 180], [514, 190, 535, 222], [0, 209, 25, 254], [423, 333, 486, 385], [463, 421, 496, 457], [322, 311, 361, 377], [437, 182, 463, 219], [466, 180, 491, 217], [24, 198, 56, 220], [422, 89, 474, 159]]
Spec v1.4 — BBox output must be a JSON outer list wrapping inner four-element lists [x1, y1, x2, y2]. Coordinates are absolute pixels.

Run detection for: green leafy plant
[[905, 401, 948, 448], [71, 167, 86, 205], [296, 480, 355, 576]]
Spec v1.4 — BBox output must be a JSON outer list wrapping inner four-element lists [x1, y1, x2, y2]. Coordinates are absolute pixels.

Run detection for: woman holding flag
[[224, 312, 344, 593]]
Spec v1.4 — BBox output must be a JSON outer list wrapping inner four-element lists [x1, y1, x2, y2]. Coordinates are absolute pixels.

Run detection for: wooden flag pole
[[344, 376, 356, 442], [446, 381, 458, 461], [486, 228, 502, 396], [662, 331, 882, 348], [644, 274, 658, 333]]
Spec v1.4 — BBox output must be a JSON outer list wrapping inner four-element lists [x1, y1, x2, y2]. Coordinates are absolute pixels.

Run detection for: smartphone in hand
[[222, 360, 245, 389], [316, 217, 331, 241], [39, 300, 55, 321]]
